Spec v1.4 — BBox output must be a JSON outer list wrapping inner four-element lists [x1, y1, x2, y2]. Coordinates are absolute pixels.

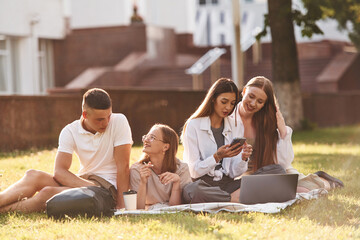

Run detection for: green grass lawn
[[1, 125, 360, 239]]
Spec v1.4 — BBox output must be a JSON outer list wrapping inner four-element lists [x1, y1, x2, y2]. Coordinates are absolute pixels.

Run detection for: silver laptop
[[239, 174, 298, 204]]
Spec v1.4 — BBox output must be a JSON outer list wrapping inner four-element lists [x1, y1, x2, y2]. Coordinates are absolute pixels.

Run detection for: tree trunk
[[268, 0, 303, 129]]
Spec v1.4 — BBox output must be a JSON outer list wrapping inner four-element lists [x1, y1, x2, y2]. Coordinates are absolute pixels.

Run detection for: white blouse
[[228, 103, 295, 170], [182, 116, 248, 181]]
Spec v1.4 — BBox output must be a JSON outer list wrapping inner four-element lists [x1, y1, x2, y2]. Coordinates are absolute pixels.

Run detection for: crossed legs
[[0, 169, 70, 213]]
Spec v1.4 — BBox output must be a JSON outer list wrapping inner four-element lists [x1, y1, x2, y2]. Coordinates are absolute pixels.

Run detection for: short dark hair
[[82, 88, 112, 110]]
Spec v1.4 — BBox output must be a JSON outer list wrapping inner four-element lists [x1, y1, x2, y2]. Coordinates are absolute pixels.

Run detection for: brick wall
[[1, 90, 359, 152], [339, 55, 360, 91], [0, 95, 82, 151], [53, 25, 147, 87], [0, 89, 206, 152], [303, 91, 360, 127]]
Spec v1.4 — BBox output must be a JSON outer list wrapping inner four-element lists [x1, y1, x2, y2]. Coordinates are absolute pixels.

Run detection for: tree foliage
[[257, 0, 360, 50]]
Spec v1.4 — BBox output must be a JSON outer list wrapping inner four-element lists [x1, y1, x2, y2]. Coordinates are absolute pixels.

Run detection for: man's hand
[[54, 151, 96, 187], [114, 144, 131, 209]]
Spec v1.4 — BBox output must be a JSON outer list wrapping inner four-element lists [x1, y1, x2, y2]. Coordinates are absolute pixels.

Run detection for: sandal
[[314, 171, 344, 189]]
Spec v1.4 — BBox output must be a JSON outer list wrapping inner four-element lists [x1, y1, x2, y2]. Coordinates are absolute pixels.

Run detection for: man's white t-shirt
[[57, 113, 133, 187]]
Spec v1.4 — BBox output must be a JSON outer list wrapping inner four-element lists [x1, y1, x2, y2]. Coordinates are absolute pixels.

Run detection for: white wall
[[70, 0, 132, 29], [0, 0, 28, 36], [0, 0, 63, 94], [70, 0, 195, 33], [0, 0, 65, 39], [143, 0, 195, 33]]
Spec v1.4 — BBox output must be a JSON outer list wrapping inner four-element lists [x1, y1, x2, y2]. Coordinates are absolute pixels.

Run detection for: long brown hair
[[140, 124, 179, 173], [245, 76, 279, 171], [181, 78, 239, 139]]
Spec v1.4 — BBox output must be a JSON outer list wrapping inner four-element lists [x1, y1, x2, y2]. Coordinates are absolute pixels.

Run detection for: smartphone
[[230, 137, 246, 148]]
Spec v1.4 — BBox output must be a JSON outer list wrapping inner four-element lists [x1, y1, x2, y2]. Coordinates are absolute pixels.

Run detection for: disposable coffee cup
[[123, 190, 137, 210]]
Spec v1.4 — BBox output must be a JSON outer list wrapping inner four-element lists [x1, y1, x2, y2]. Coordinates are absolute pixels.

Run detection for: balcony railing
[[185, 47, 226, 90]]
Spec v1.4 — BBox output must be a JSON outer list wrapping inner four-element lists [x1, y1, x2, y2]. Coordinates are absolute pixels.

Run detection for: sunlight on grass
[[1, 125, 360, 239], [294, 143, 360, 155]]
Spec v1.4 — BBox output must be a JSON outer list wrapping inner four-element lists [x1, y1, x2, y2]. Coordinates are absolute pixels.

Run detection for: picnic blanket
[[114, 188, 327, 215]]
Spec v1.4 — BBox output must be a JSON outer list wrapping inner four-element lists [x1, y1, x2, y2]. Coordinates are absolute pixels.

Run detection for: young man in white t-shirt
[[0, 88, 133, 212]]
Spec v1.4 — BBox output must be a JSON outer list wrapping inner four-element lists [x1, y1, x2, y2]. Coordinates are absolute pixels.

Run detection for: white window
[[0, 36, 21, 94], [10, 38, 20, 93], [198, 0, 219, 6], [0, 36, 12, 94], [0, 36, 54, 95], [38, 39, 54, 93]]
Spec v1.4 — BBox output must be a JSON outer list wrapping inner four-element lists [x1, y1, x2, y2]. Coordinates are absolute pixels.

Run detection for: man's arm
[[114, 144, 132, 209], [53, 151, 96, 187]]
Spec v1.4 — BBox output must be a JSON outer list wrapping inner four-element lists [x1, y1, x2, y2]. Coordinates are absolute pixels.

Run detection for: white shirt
[[58, 113, 133, 187], [229, 103, 294, 170], [182, 116, 248, 181]]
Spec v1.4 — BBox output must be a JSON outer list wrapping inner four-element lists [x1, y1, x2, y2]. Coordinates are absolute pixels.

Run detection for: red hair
[[245, 76, 279, 171]]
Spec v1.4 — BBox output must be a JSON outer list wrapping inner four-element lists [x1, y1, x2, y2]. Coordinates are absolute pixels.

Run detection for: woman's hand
[[276, 107, 287, 139], [139, 162, 152, 184], [215, 142, 253, 162], [159, 172, 180, 186], [215, 142, 244, 161], [241, 142, 253, 161]]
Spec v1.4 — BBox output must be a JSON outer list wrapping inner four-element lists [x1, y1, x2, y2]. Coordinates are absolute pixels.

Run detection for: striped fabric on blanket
[[114, 189, 327, 215]]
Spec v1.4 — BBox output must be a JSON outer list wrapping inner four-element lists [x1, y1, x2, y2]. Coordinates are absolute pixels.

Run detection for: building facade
[[0, 0, 67, 95], [0, 0, 353, 95]]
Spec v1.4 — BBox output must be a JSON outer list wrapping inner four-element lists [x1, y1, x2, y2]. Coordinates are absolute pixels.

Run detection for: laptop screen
[[239, 174, 299, 204]]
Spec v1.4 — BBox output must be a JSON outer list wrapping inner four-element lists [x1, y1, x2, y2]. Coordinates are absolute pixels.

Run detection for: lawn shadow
[[0, 212, 12, 225], [0, 211, 47, 225], [293, 152, 358, 179], [0, 147, 56, 160], [1, 210, 253, 238], [115, 211, 256, 238]]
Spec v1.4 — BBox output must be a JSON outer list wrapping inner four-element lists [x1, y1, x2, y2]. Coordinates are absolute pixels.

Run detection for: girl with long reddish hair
[[232, 76, 343, 191]]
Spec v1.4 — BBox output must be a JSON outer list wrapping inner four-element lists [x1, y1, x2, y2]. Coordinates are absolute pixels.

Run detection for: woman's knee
[[297, 186, 310, 193], [183, 181, 210, 203]]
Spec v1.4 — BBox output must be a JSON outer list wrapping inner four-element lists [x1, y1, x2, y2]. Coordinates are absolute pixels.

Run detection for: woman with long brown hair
[[181, 78, 253, 203], [231, 76, 344, 191], [130, 124, 191, 209]]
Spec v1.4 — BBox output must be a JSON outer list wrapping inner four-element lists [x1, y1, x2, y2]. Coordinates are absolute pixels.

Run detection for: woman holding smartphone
[[231, 76, 344, 191], [181, 78, 253, 203], [130, 124, 192, 209]]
